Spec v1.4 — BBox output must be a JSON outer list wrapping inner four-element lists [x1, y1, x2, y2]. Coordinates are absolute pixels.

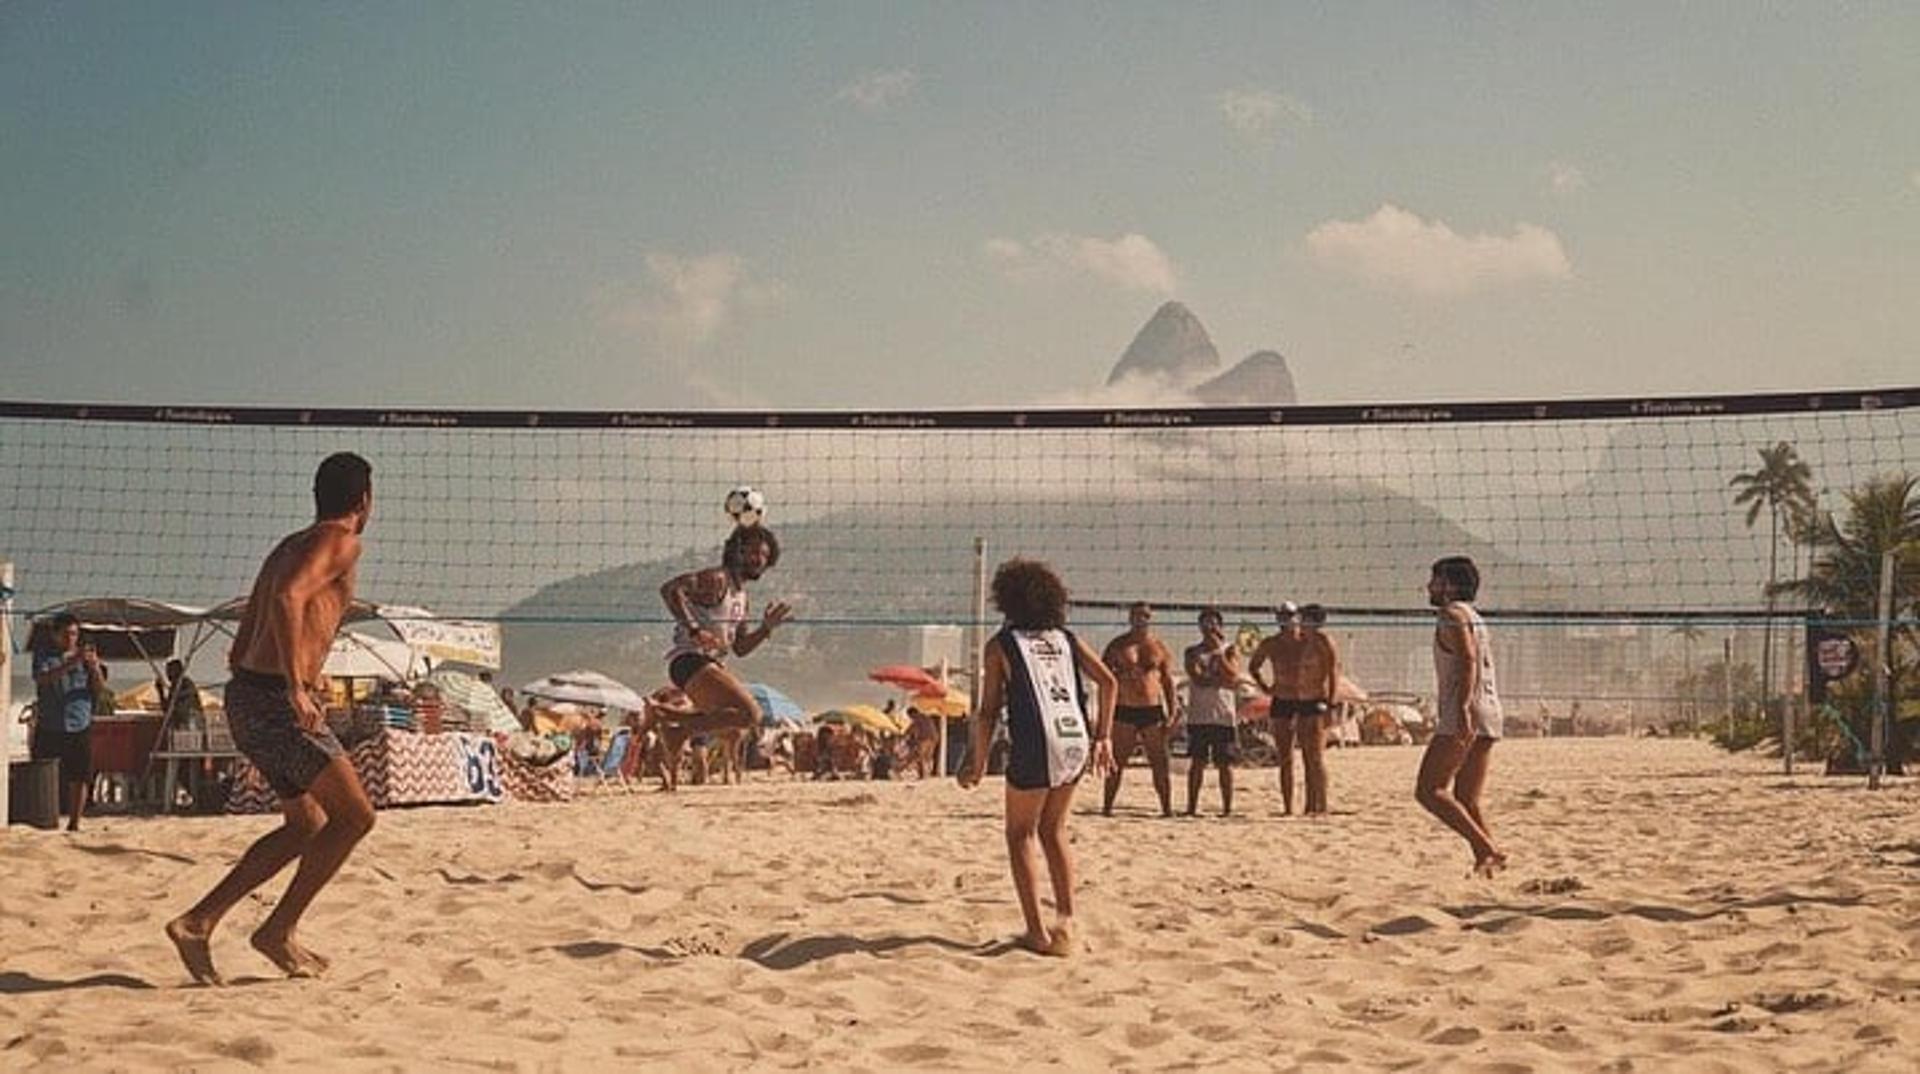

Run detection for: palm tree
[[1668, 623, 1705, 732], [1731, 442, 1815, 712], [1775, 473, 1920, 761], [1778, 474, 1920, 615]]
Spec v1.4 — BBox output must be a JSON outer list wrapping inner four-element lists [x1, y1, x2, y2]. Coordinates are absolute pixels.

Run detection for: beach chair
[[580, 727, 635, 795]]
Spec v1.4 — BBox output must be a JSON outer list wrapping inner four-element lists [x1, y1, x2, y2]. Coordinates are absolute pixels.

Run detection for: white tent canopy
[[205, 597, 502, 672], [322, 631, 425, 681]]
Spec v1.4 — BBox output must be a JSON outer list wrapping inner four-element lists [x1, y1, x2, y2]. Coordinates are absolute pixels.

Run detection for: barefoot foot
[[166, 916, 224, 986], [1471, 850, 1510, 879], [1044, 919, 1076, 958], [251, 928, 327, 978], [1014, 928, 1054, 955]]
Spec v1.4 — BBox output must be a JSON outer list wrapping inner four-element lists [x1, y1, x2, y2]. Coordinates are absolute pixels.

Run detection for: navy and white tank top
[[996, 627, 1091, 789]]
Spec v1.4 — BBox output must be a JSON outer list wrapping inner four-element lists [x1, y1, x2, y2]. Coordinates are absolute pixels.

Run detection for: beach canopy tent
[[203, 597, 503, 672], [26, 598, 214, 663], [322, 631, 425, 681]]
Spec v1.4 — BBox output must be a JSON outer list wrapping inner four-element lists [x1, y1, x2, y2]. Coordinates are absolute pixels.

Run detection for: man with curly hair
[[653, 524, 792, 764], [960, 558, 1117, 956]]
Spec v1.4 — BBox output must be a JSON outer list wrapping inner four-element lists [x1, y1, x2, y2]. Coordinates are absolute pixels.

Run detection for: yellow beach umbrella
[[815, 704, 908, 734], [908, 688, 970, 719]]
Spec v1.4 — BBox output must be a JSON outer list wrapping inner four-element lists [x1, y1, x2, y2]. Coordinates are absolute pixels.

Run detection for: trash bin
[[8, 758, 61, 830]]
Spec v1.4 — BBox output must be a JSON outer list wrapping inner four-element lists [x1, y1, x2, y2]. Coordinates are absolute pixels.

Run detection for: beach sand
[[2, 737, 1915, 1072]]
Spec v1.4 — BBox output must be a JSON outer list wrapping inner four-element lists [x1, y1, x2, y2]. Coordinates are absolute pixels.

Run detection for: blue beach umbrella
[[747, 683, 807, 727]]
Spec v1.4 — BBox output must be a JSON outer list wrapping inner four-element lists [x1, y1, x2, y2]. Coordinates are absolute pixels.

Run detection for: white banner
[[388, 618, 502, 671]]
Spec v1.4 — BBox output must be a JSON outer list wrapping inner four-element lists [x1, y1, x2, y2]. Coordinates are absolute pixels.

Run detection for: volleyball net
[[2, 389, 1914, 717]]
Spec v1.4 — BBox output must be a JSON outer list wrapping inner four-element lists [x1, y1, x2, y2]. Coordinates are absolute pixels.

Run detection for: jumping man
[[652, 524, 791, 776]]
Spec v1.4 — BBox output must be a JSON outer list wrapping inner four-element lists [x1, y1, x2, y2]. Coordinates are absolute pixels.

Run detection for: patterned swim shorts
[[225, 670, 345, 799]]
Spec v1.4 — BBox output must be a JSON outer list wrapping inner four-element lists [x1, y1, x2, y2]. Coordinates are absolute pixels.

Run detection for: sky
[[3, 2, 1917, 411]]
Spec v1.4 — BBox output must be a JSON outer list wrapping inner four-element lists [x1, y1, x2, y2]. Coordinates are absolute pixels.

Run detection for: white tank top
[[666, 576, 748, 662], [1434, 602, 1503, 733]]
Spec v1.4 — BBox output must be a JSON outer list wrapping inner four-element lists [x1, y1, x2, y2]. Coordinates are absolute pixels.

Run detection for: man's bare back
[[230, 521, 361, 724]]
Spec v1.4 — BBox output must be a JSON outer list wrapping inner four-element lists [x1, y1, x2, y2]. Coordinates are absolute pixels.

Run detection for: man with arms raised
[[168, 453, 377, 984], [1414, 555, 1507, 876], [1100, 601, 1179, 817], [652, 524, 791, 769], [1182, 607, 1242, 817], [1249, 601, 1340, 816]]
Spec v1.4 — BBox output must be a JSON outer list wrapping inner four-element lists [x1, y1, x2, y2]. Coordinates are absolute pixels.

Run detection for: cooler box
[[8, 759, 60, 829], [90, 716, 162, 773]]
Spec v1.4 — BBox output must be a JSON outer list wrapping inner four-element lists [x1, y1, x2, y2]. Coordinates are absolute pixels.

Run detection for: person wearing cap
[[1249, 600, 1340, 816]]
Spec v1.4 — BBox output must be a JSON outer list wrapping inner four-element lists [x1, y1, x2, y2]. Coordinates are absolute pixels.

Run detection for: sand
[[2, 737, 1915, 1072]]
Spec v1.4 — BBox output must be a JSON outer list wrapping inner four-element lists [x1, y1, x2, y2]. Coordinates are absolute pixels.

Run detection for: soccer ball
[[724, 485, 766, 527]]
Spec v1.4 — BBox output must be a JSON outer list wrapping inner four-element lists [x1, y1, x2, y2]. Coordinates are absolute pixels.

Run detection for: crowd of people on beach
[[148, 452, 1505, 982]]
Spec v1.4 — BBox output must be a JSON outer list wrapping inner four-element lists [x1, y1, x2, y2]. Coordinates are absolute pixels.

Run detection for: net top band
[[2, 387, 1915, 431]]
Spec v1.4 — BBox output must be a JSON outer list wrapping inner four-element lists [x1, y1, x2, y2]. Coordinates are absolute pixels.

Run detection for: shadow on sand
[[738, 931, 1019, 970]]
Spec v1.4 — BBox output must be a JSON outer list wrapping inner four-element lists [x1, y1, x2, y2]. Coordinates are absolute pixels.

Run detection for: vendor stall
[[224, 728, 571, 812], [25, 598, 226, 805]]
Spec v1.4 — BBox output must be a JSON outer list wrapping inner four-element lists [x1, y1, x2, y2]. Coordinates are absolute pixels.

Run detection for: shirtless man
[[1183, 607, 1242, 817], [1101, 601, 1179, 817], [1414, 556, 1507, 876], [653, 524, 791, 778], [1249, 601, 1340, 816], [167, 453, 377, 984]]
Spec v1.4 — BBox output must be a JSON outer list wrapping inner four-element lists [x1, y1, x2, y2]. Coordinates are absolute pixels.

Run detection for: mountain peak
[[1193, 350, 1298, 405], [1107, 301, 1220, 386]]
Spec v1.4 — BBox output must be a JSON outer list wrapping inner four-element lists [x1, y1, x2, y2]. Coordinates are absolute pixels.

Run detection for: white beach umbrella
[[519, 669, 648, 714]]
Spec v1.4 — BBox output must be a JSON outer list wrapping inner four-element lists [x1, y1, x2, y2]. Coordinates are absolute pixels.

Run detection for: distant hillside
[[498, 480, 1568, 702]]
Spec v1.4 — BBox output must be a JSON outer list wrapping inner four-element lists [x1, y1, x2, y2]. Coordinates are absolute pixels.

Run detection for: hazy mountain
[[1108, 304, 1297, 405], [1194, 350, 1298, 406], [498, 480, 1569, 703], [1107, 301, 1219, 386]]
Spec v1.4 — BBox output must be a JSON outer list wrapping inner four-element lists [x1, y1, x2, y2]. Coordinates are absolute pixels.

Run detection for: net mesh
[[2, 391, 1913, 714]]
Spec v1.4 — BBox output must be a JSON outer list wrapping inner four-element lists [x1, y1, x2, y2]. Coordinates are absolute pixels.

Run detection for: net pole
[[1, 560, 12, 826], [961, 536, 987, 780], [1869, 549, 1895, 790], [1723, 637, 1734, 740]]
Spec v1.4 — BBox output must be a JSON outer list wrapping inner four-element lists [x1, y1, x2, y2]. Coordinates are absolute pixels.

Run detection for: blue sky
[[3, 2, 1916, 409]]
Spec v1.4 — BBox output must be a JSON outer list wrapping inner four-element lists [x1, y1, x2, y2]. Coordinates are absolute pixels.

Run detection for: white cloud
[[984, 232, 1178, 294], [1216, 88, 1313, 138], [837, 68, 918, 111], [1548, 161, 1587, 195], [593, 251, 784, 351], [1304, 204, 1572, 296]]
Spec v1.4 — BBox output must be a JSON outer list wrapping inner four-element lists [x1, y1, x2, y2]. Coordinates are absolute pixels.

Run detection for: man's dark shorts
[[33, 723, 93, 786], [668, 652, 719, 690], [225, 669, 346, 799], [1187, 724, 1236, 765], [1115, 704, 1164, 730], [1270, 699, 1329, 720]]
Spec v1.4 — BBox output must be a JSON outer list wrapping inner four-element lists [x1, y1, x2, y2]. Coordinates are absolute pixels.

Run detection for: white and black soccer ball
[[724, 485, 766, 528]]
